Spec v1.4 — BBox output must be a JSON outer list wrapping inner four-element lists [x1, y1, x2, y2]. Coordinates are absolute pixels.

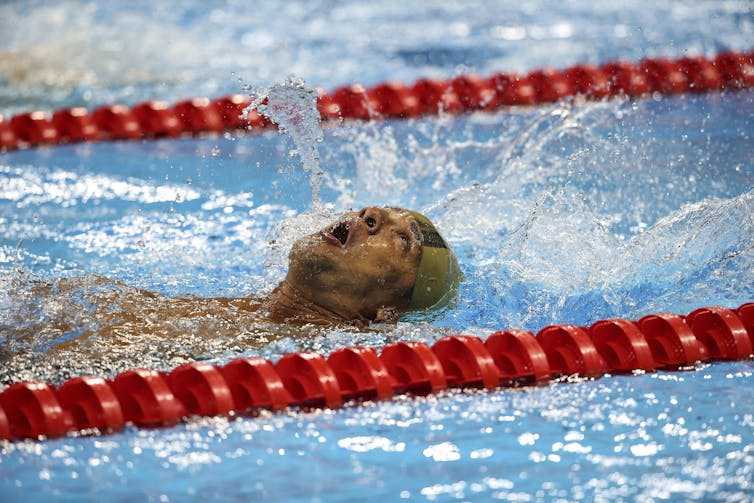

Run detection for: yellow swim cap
[[408, 211, 461, 311]]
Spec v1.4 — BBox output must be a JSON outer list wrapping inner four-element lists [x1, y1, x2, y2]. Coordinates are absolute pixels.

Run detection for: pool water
[[1, 1, 754, 501]]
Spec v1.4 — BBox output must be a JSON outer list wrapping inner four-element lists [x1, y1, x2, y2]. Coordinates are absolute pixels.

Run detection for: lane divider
[[1, 50, 753, 152], [0, 302, 752, 441]]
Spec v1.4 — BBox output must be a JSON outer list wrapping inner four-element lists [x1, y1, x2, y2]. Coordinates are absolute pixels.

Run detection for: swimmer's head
[[286, 206, 460, 323]]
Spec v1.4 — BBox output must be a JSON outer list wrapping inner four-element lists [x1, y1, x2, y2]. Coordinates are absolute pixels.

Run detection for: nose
[[360, 207, 383, 234]]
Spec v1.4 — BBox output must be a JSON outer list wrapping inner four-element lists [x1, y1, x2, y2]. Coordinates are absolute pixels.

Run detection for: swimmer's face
[[287, 207, 423, 321]]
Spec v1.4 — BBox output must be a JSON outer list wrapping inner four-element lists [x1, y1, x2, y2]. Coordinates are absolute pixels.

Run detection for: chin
[[289, 235, 337, 279]]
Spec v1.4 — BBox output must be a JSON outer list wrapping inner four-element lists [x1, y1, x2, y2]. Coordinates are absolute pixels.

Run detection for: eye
[[361, 208, 382, 234]]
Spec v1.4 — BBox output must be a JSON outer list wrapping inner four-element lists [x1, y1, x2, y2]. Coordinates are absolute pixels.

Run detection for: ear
[[374, 306, 400, 323]]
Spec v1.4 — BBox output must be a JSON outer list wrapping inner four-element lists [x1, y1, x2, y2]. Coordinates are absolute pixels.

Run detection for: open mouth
[[323, 220, 352, 247]]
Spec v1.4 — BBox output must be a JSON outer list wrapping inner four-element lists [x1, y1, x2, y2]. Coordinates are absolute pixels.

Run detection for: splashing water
[[242, 75, 339, 272], [248, 75, 326, 211], [2, 3, 754, 502]]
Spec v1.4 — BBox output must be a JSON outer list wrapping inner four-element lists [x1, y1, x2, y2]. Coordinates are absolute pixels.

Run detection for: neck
[[261, 281, 363, 326]]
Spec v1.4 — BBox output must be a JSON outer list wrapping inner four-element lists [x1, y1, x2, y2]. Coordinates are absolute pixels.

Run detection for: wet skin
[[260, 206, 424, 325], [0, 207, 428, 382], [25, 207, 425, 348]]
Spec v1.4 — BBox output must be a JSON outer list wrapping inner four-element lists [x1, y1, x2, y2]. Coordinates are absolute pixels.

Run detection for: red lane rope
[[1, 50, 753, 152], [1, 302, 752, 441]]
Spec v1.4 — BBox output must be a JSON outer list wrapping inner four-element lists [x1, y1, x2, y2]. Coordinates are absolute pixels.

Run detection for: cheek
[[341, 242, 419, 290], [289, 239, 338, 282], [372, 251, 419, 288]]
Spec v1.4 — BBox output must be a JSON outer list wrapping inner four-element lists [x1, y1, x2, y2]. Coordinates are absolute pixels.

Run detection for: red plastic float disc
[[715, 52, 754, 89], [450, 74, 494, 111], [431, 336, 500, 389], [316, 90, 342, 121], [0, 115, 19, 151], [329, 84, 373, 121], [243, 107, 270, 130], [480, 73, 509, 109], [167, 363, 235, 417], [411, 79, 464, 114], [600, 61, 650, 97], [491, 74, 537, 106], [589, 319, 657, 373], [0, 403, 10, 440], [173, 97, 225, 134], [10, 111, 60, 146], [275, 352, 342, 408], [0, 382, 74, 439], [131, 100, 182, 138], [220, 357, 290, 412], [686, 306, 753, 360], [641, 58, 690, 94], [368, 81, 421, 118], [214, 94, 269, 130], [56, 376, 125, 432], [484, 329, 550, 384], [737, 303, 754, 346], [562, 64, 611, 98], [528, 68, 574, 103], [678, 56, 724, 93], [91, 104, 142, 140], [636, 313, 705, 366], [537, 325, 605, 377], [327, 346, 394, 401], [111, 369, 186, 427], [411, 78, 449, 115], [52, 107, 100, 143], [212, 94, 253, 130], [380, 341, 447, 395], [436, 86, 463, 114]]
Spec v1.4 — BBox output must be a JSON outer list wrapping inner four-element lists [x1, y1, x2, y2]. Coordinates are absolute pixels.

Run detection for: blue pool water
[[1, 1, 754, 501]]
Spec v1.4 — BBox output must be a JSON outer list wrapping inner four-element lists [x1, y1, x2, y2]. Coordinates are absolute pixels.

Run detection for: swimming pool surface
[[1, 1, 753, 501]]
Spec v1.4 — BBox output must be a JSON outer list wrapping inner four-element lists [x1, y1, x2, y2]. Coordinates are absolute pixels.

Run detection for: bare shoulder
[[13, 274, 266, 352]]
